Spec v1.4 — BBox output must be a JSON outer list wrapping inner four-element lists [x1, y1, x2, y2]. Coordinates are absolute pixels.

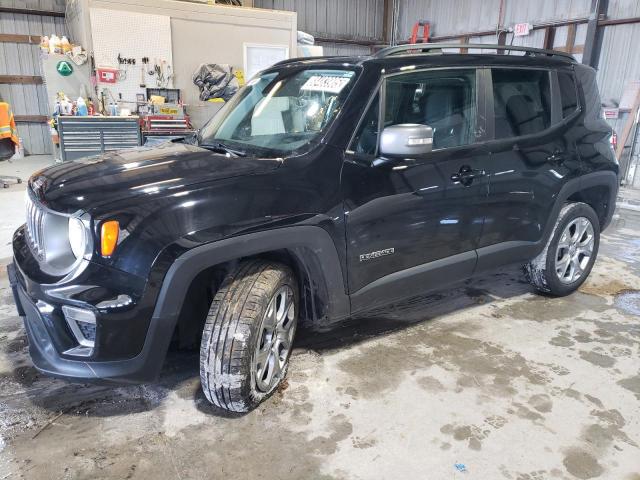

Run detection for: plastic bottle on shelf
[[40, 36, 49, 54], [49, 34, 61, 54], [76, 97, 88, 116], [60, 36, 71, 54]]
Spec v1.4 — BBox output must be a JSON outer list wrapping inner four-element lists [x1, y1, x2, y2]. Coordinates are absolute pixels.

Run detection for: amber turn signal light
[[101, 220, 119, 257]]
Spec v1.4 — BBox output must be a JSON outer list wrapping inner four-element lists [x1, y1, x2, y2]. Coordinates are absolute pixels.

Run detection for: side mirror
[[379, 124, 433, 156]]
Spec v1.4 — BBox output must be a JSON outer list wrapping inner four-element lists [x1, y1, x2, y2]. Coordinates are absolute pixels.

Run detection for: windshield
[[198, 68, 357, 157]]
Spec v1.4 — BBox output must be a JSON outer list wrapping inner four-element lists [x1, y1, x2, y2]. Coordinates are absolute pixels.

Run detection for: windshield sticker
[[301, 76, 351, 94]]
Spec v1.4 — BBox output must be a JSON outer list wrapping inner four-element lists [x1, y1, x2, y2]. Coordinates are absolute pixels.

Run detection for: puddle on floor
[[615, 290, 640, 316]]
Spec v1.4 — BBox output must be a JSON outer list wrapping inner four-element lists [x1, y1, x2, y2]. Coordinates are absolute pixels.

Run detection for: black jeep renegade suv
[[8, 44, 618, 412]]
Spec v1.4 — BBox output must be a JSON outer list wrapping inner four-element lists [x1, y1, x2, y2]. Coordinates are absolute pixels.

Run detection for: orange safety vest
[[0, 102, 19, 145]]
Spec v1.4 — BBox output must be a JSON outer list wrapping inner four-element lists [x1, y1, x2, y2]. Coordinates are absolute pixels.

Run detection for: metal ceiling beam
[[0, 34, 41, 44], [0, 6, 65, 17], [0, 75, 43, 85], [313, 36, 380, 47], [382, 0, 394, 44], [599, 16, 640, 26]]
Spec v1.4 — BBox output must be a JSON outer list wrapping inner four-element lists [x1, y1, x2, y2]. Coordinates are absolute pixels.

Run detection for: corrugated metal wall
[[397, 0, 501, 38], [254, 0, 383, 40], [396, 0, 591, 40], [253, 0, 383, 55], [320, 41, 372, 56], [0, 0, 66, 155], [607, 0, 640, 19], [394, 0, 640, 106]]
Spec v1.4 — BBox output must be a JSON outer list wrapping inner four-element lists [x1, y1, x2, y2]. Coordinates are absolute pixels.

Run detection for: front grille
[[25, 192, 46, 260]]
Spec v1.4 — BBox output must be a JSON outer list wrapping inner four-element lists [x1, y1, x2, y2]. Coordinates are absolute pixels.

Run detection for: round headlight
[[68, 218, 86, 259]]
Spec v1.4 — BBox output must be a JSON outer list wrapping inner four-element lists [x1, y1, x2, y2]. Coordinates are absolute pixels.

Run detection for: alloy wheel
[[555, 216, 595, 284], [253, 285, 296, 392]]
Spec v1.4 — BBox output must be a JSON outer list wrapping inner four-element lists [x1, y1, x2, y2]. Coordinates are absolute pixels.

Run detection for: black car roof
[[274, 43, 577, 73]]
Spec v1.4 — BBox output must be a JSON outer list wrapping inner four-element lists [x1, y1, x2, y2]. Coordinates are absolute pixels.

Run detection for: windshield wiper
[[199, 142, 247, 157], [171, 132, 198, 145]]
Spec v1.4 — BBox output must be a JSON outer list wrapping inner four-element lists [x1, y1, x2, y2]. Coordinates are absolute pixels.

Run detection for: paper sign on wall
[[244, 44, 289, 81]]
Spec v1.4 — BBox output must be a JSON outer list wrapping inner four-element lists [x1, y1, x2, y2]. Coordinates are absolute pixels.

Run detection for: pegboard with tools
[[89, 8, 174, 104]]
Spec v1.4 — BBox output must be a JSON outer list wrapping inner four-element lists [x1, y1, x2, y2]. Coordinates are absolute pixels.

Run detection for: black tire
[[200, 259, 298, 412], [525, 202, 600, 296]]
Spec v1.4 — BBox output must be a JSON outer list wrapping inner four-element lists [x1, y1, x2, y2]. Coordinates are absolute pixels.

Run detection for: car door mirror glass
[[379, 124, 433, 157]]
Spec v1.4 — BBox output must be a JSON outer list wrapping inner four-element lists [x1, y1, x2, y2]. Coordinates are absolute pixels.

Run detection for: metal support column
[[582, 0, 608, 67]]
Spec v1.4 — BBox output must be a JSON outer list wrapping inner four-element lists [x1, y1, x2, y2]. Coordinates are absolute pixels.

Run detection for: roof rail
[[272, 55, 343, 67], [373, 43, 576, 62]]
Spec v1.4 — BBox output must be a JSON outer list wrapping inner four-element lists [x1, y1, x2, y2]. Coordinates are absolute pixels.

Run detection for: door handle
[[451, 165, 485, 186], [546, 150, 565, 164]]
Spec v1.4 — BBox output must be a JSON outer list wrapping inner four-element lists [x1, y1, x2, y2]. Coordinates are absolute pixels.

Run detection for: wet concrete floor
[[0, 209, 639, 480]]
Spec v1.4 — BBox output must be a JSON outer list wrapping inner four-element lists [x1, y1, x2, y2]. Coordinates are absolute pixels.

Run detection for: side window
[[351, 93, 380, 155], [558, 71, 579, 118], [492, 69, 552, 138], [385, 69, 477, 150]]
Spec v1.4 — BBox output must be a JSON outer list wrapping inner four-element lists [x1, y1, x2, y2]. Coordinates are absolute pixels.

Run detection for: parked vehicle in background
[[8, 44, 618, 412]]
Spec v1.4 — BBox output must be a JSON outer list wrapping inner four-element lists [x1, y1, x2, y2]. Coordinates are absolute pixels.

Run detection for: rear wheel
[[525, 202, 600, 296], [199, 259, 298, 412]]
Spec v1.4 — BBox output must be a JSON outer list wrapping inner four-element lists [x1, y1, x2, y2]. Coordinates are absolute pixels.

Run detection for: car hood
[[29, 142, 282, 214]]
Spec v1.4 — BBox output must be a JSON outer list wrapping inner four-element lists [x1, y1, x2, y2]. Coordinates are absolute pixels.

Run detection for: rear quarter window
[[558, 71, 579, 118]]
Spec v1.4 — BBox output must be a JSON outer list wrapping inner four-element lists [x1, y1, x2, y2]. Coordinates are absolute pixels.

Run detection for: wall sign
[[56, 60, 74, 76], [603, 107, 619, 120], [514, 23, 532, 37], [243, 43, 289, 81], [97, 67, 118, 84]]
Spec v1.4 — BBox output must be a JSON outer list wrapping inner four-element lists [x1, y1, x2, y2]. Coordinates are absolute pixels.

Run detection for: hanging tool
[[140, 57, 149, 88], [166, 64, 173, 87], [140, 65, 146, 88], [409, 20, 430, 44]]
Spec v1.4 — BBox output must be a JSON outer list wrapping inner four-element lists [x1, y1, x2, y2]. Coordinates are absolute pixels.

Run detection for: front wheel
[[525, 202, 600, 296], [200, 260, 298, 412]]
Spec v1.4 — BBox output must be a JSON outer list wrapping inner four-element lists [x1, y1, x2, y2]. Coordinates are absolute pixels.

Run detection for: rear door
[[342, 67, 490, 313], [476, 66, 582, 271]]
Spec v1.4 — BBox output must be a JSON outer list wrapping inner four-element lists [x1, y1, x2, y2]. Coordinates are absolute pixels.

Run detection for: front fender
[[132, 225, 350, 380], [154, 225, 350, 322]]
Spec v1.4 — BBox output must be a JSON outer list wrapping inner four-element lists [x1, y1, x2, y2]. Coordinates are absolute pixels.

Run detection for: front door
[[342, 67, 489, 313]]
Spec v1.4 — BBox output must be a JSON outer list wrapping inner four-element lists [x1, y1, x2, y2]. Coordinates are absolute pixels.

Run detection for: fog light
[[62, 305, 96, 349]]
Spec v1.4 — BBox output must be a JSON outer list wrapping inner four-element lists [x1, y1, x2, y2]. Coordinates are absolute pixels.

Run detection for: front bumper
[[8, 227, 173, 384]]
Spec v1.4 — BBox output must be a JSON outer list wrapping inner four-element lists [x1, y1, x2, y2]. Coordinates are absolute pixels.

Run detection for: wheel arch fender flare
[[536, 170, 618, 259], [150, 224, 350, 341]]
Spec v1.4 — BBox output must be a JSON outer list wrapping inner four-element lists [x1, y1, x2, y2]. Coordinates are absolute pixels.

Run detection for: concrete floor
[[0, 172, 639, 479], [0, 156, 56, 260]]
